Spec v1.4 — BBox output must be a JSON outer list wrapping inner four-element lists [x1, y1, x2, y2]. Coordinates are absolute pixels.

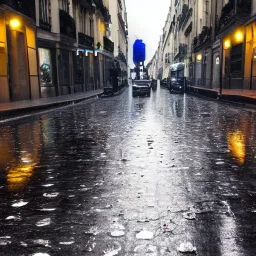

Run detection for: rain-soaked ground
[[0, 84, 256, 256]]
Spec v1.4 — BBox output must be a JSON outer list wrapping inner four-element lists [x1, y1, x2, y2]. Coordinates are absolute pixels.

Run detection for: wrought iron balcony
[[59, 9, 76, 39], [103, 36, 114, 53], [177, 4, 188, 30], [216, 0, 251, 34], [118, 0, 122, 10], [78, 33, 94, 48], [118, 46, 127, 65], [80, 0, 94, 10], [174, 44, 187, 61], [94, 0, 111, 23], [192, 26, 212, 52], [0, 0, 35, 20], [39, 19, 51, 32], [118, 13, 126, 36]]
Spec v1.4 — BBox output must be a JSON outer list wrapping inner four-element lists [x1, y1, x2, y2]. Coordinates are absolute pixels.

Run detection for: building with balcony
[[0, 0, 39, 102], [104, 0, 128, 84], [213, 0, 254, 90], [188, 0, 212, 87], [0, 0, 128, 103], [161, 5, 175, 79]]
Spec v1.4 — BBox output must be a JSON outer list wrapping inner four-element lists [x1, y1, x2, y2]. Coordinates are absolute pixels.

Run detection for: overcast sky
[[125, 0, 170, 68]]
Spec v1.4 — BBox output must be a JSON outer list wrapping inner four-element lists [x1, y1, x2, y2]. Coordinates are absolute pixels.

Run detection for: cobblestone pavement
[[0, 86, 256, 255]]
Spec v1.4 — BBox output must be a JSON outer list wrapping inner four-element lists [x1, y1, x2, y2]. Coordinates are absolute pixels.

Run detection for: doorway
[[7, 28, 30, 101]]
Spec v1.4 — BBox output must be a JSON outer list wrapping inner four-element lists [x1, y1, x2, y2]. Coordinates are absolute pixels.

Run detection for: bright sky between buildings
[[126, 0, 171, 68]]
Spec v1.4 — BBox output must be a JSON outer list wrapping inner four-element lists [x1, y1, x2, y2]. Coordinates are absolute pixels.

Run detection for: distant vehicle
[[132, 79, 151, 97], [151, 79, 157, 91], [168, 62, 186, 93], [160, 78, 168, 88]]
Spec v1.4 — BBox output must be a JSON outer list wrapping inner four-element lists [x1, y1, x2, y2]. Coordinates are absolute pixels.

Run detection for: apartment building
[[0, 0, 39, 102], [0, 0, 128, 103]]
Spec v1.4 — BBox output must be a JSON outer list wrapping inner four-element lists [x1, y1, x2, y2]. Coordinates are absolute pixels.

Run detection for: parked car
[[168, 62, 186, 93], [160, 78, 168, 88], [132, 80, 151, 97]]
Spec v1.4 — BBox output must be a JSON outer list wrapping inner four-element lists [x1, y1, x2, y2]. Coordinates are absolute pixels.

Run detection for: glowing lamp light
[[235, 31, 243, 43], [196, 54, 202, 62], [224, 39, 231, 49], [9, 19, 21, 29]]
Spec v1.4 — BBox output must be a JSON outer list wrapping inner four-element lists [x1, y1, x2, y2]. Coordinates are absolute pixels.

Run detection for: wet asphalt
[[0, 84, 256, 256]]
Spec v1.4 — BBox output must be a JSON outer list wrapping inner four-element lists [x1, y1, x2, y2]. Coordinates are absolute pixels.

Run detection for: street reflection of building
[[0, 122, 43, 192], [0, 0, 128, 102], [0, 0, 39, 102]]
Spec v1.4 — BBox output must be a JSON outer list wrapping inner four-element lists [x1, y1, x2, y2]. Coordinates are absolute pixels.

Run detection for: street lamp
[[9, 18, 21, 29]]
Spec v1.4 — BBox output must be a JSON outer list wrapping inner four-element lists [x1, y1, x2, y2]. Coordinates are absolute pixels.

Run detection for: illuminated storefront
[[221, 27, 244, 89], [244, 22, 256, 90], [0, 2, 39, 102]]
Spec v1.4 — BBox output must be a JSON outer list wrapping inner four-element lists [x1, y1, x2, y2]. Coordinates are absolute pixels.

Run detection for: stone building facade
[[148, 0, 256, 94], [0, 0, 128, 103]]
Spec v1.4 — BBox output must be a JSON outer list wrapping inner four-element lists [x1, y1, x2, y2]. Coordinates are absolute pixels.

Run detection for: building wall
[[0, 11, 9, 102]]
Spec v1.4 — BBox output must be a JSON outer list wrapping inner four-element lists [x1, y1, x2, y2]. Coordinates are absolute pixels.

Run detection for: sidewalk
[[189, 86, 256, 106], [0, 89, 103, 119]]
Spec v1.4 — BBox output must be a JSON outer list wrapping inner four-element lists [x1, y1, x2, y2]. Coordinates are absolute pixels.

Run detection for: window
[[79, 5, 86, 34], [230, 43, 242, 74], [40, 0, 49, 23], [60, 0, 69, 13], [89, 16, 94, 37], [165, 53, 170, 64]]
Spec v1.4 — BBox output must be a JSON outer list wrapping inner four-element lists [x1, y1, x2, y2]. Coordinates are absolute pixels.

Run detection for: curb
[[99, 86, 127, 98], [0, 92, 103, 121], [187, 87, 256, 109]]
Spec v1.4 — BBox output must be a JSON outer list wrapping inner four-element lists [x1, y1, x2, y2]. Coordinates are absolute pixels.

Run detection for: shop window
[[40, 0, 50, 24], [230, 43, 242, 74], [39, 48, 53, 86]]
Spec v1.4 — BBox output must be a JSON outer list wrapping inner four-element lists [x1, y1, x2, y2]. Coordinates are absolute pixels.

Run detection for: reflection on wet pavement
[[0, 87, 256, 255]]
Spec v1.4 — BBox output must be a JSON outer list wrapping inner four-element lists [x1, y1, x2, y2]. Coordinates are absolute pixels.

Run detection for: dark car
[[132, 80, 151, 97], [168, 63, 186, 93]]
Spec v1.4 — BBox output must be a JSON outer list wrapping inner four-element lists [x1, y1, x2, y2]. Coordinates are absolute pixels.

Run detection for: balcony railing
[[177, 4, 188, 30], [94, 0, 111, 23], [39, 19, 51, 32], [174, 44, 187, 61], [192, 26, 212, 52], [0, 0, 35, 20], [216, 0, 251, 34], [103, 36, 114, 53], [78, 33, 94, 48], [118, 46, 127, 65], [59, 9, 76, 39], [118, 0, 122, 10], [118, 13, 126, 36]]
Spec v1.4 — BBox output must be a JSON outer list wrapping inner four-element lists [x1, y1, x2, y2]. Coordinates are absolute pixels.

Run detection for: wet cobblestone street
[[0, 86, 256, 255]]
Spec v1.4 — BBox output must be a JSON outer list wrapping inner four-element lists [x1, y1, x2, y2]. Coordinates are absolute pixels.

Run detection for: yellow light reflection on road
[[227, 131, 246, 165], [7, 164, 35, 192]]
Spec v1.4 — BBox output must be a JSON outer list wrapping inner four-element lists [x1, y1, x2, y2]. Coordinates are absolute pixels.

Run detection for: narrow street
[[0, 85, 256, 256]]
